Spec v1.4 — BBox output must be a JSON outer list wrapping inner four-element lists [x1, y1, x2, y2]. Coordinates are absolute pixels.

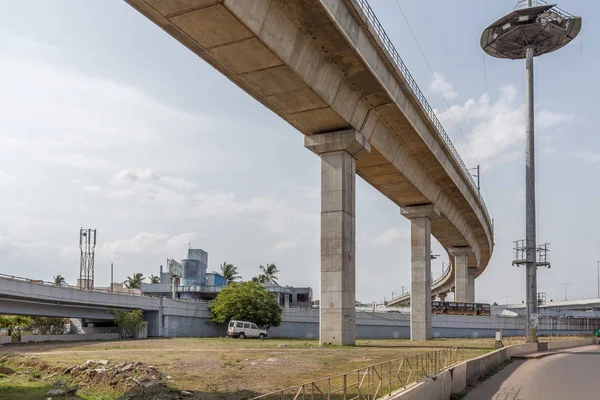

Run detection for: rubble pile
[[62, 359, 166, 390]]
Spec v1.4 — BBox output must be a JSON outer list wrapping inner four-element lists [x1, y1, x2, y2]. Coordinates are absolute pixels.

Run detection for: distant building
[[140, 248, 313, 307]]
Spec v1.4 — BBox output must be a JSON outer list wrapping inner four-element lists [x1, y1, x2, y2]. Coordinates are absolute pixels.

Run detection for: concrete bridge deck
[[123, 0, 494, 343]]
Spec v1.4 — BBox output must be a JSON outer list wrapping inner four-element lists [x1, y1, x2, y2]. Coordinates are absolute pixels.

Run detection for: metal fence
[[250, 347, 463, 400], [352, 0, 491, 226]]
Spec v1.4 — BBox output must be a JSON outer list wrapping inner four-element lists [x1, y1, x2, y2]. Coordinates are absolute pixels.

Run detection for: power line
[[393, 0, 479, 166], [392, 0, 495, 213]]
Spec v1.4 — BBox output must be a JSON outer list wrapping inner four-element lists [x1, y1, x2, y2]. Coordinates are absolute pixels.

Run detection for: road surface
[[464, 345, 600, 400]]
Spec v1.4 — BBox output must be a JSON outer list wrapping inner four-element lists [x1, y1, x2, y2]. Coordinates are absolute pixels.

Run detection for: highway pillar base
[[401, 205, 439, 341], [305, 129, 370, 346]]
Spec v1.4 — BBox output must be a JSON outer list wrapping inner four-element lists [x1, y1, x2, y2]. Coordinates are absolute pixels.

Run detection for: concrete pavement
[[464, 344, 600, 400]]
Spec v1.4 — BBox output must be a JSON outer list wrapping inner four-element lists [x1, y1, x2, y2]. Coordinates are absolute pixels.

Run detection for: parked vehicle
[[227, 320, 268, 339]]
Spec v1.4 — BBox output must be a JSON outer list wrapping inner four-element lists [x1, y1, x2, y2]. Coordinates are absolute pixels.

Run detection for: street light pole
[[481, 0, 581, 343], [597, 261, 599, 298], [560, 283, 572, 301], [524, 35, 539, 344]]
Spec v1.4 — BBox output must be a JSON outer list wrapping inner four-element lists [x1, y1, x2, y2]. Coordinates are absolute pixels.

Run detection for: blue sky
[[0, 1, 597, 304]]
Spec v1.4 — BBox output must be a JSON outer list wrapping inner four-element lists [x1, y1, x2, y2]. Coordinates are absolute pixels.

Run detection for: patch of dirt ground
[[0, 337, 495, 398]]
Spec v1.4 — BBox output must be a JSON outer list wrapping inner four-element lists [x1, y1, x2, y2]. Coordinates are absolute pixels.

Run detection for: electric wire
[[393, 0, 479, 167], [392, 0, 494, 214]]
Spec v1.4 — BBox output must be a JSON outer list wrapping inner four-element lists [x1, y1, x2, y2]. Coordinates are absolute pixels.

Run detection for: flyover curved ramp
[[125, 0, 494, 290]]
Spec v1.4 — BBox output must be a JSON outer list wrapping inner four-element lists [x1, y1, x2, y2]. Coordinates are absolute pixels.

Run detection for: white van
[[227, 320, 268, 339]]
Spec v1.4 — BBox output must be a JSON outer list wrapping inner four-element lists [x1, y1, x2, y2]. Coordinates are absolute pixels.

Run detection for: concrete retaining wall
[[545, 338, 594, 350], [0, 336, 11, 344], [389, 338, 599, 399], [160, 305, 600, 338], [18, 333, 120, 343]]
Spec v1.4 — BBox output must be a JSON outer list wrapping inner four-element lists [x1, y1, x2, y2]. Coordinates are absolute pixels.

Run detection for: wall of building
[[291, 287, 313, 308], [157, 304, 600, 339]]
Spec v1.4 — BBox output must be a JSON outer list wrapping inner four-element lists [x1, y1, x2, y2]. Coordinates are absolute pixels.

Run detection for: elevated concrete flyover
[[0, 275, 163, 333], [125, 0, 494, 343]]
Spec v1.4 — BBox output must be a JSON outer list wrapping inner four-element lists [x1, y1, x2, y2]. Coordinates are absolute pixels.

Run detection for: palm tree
[[124, 273, 145, 289], [258, 263, 279, 284], [220, 262, 241, 284], [53, 275, 66, 287], [149, 274, 160, 284]]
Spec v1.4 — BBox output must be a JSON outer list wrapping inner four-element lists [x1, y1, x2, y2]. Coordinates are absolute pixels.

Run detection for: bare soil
[[0, 337, 495, 399]]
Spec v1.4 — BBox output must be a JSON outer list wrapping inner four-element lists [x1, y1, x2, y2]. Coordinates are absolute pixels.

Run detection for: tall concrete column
[[305, 129, 370, 346], [401, 205, 439, 341], [467, 267, 477, 303], [449, 247, 473, 303], [438, 293, 447, 302]]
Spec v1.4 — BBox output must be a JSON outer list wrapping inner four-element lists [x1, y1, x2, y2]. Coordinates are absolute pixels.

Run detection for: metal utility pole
[[79, 228, 97, 290], [481, 0, 581, 343], [597, 261, 599, 299], [560, 283, 572, 301]]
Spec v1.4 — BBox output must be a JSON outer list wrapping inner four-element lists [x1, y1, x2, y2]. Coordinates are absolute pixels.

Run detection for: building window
[[297, 293, 308, 302]]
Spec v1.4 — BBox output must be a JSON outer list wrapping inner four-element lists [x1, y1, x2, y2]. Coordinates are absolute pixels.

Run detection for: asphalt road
[[464, 345, 600, 400]]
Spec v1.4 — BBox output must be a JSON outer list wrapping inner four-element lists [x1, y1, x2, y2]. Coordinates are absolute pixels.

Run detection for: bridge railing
[[352, 0, 491, 226], [388, 263, 453, 304], [250, 347, 463, 400], [0, 273, 147, 298]]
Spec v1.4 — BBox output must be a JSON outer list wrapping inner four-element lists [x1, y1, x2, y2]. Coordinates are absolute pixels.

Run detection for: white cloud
[[0, 171, 16, 185], [54, 154, 107, 170], [0, 31, 62, 52], [436, 85, 573, 168], [569, 151, 600, 164], [103, 232, 204, 261], [0, 57, 220, 179], [190, 191, 319, 251], [81, 185, 102, 193], [372, 228, 409, 246], [429, 72, 458, 101]]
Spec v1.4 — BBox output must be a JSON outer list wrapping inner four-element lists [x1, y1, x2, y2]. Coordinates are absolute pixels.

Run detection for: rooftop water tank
[[181, 258, 206, 286]]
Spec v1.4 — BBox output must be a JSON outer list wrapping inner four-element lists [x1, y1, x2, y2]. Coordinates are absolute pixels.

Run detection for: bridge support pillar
[[467, 267, 476, 303], [401, 205, 439, 341], [438, 293, 447, 302], [450, 247, 473, 303], [305, 129, 370, 346]]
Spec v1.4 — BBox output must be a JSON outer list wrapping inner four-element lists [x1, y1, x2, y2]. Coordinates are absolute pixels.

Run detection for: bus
[[432, 301, 491, 316]]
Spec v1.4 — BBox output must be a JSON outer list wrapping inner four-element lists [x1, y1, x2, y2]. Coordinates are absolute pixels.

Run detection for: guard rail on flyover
[[125, 0, 494, 299], [0, 273, 161, 320]]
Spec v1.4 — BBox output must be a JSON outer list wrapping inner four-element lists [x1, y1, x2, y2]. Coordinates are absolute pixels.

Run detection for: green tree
[[210, 281, 282, 328], [0, 315, 31, 329], [258, 263, 279, 284], [219, 262, 241, 284], [25, 317, 68, 335], [110, 309, 146, 337], [149, 274, 160, 284], [124, 273, 145, 289], [53, 275, 66, 287]]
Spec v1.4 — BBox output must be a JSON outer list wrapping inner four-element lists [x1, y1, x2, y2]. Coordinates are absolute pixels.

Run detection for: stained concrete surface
[[463, 345, 600, 400]]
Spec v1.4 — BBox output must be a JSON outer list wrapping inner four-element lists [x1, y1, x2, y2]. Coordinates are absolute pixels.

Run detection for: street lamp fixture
[[481, 1, 581, 343]]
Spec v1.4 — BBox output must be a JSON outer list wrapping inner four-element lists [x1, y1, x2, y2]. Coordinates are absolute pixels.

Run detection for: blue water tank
[[181, 259, 206, 286]]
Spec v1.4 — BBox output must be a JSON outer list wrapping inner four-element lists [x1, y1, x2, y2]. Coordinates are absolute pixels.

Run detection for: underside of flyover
[[124, 0, 494, 343]]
